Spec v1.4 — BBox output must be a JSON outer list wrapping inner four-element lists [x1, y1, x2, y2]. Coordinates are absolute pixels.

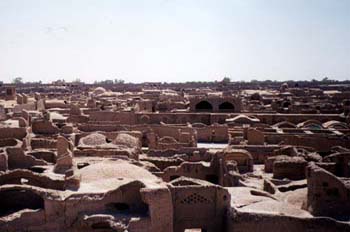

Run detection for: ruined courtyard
[[0, 80, 350, 231]]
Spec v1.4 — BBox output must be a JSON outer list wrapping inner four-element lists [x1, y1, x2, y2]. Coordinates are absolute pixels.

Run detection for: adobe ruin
[[0, 81, 350, 231]]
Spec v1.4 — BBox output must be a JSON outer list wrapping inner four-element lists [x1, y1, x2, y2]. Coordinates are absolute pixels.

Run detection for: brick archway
[[218, 101, 235, 112], [195, 101, 213, 112]]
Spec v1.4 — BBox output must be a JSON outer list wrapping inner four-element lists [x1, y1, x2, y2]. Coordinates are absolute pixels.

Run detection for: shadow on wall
[[0, 189, 44, 217]]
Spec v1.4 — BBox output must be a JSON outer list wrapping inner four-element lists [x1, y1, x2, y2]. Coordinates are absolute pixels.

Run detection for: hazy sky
[[0, 0, 349, 83]]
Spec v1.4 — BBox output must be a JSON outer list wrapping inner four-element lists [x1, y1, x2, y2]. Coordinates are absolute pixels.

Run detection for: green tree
[[12, 77, 23, 84], [222, 77, 231, 83], [72, 78, 83, 84], [114, 79, 124, 84]]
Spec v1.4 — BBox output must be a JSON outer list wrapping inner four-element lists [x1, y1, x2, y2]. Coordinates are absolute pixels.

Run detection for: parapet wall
[[136, 112, 343, 125], [228, 210, 350, 232]]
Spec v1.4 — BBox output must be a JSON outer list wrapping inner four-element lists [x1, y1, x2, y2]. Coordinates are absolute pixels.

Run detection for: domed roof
[[77, 160, 161, 192], [92, 87, 106, 95], [80, 160, 158, 181], [79, 133, 107, 146], [273, 121, 297, 129], [113, 133, 140, 149], [323, 120, 349, 129], [226, 114, 260, 124]]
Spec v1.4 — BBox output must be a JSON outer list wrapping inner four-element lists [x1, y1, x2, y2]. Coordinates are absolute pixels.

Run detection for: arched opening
[[170, 175, 180, 181], [28, 166, 46, 173], [282, 101, 290, 108], [105, 182, 149, 216], [28, 151, 56, 163], [0, 189, 44, 217], [106, 202, 130, 212], [218, 102, 235, 112], [195, 101, 213, 112], [105, 201, 148, 215], [205, 174, 219, 184]]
